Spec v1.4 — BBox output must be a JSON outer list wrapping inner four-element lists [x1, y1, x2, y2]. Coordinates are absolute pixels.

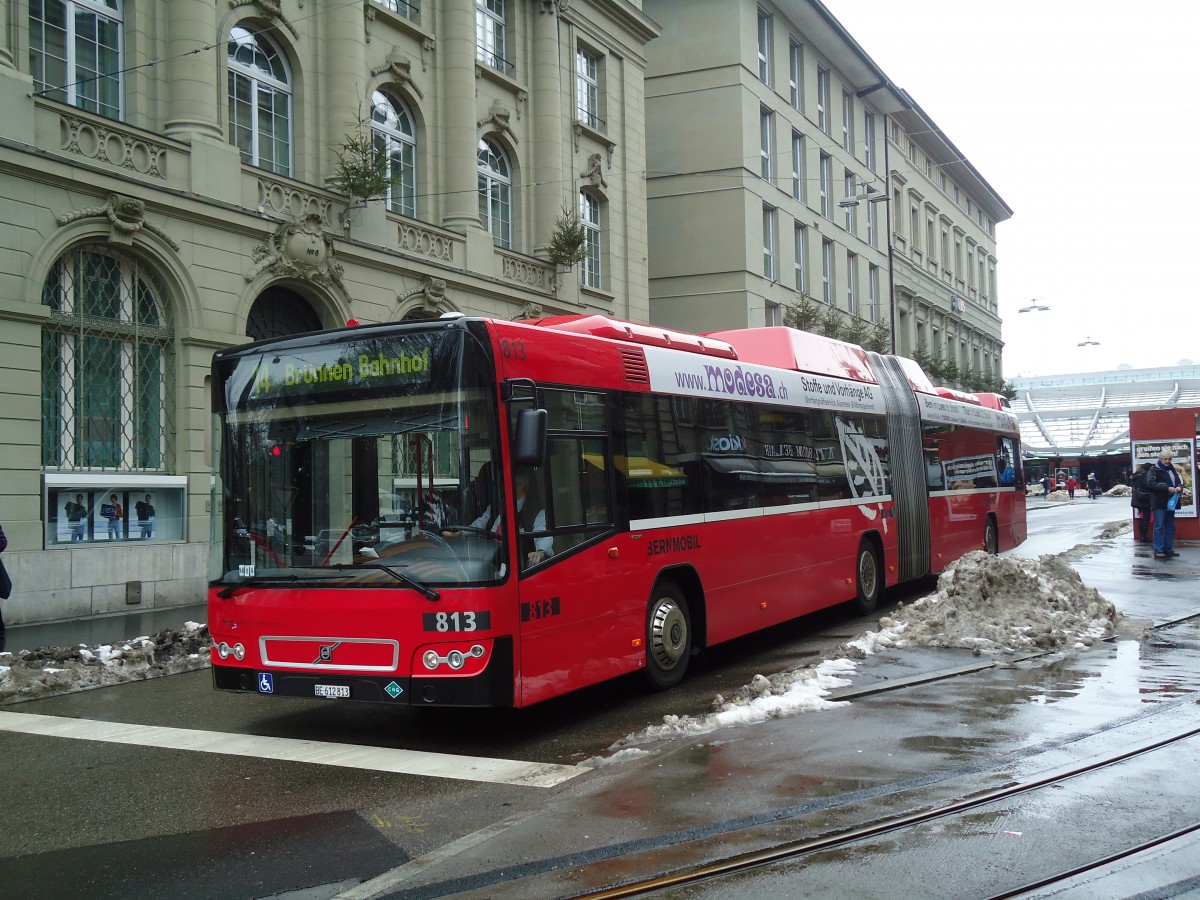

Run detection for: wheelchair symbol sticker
[[258, 672, 274, 694]]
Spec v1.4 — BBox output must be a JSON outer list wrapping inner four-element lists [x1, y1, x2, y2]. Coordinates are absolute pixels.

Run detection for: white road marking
[[0, 711, 586, 787]]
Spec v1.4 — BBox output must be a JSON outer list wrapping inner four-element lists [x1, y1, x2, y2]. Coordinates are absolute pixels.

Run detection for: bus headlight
[[418, 643, 489, 673]]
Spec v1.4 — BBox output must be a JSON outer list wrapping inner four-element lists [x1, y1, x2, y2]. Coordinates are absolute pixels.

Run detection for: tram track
[[362, 600, 1200, 899], [379, 686, 1200, 900], [554, 720, 1200, 899], [983, 820, 1200, 899]]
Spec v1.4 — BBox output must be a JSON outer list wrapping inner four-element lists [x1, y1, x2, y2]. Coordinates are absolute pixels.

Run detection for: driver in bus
[[513, 474, 553, 566], [443, 473, 552, 566]]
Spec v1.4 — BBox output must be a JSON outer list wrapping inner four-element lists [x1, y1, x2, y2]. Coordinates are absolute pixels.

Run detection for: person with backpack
[[1131, 463, 1153, 542]]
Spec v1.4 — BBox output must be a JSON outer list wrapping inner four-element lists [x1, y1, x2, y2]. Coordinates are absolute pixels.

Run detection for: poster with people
[[1132, 438, 1195, 518]]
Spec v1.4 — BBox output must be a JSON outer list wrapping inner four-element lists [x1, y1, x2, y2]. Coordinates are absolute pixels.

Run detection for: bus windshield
[[211, 326, 506, 589]]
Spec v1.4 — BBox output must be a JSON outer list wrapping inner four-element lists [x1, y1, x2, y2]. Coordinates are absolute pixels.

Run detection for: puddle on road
[[886, 626, 1200, 760]]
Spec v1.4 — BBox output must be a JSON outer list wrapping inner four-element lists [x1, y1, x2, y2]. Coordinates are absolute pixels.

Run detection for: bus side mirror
[[513, 409, 547, 467]]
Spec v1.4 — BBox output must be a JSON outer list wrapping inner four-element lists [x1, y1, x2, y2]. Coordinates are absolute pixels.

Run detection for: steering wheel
[[442, 524, 504, 542]]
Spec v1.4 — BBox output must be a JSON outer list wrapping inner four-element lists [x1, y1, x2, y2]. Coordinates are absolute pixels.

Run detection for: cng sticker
[[258, 672, 274, 694], [385, 681, 403, 699]]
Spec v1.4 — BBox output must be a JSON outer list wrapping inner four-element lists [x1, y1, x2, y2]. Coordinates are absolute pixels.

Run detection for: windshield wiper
[[328, 562, 441, 600], [216, 563, 441, 601], [216, 572, 342, 599]]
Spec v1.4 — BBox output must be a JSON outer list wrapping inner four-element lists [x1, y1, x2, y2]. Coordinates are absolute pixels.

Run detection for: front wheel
[[850, 541, 882, 616], [644, 583, 691, 691]]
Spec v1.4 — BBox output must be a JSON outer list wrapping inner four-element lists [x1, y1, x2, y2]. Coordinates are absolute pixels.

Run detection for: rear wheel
[[850, 540, 882, 616], [644, 583, 691, 691], [984, 518, 999, 555]]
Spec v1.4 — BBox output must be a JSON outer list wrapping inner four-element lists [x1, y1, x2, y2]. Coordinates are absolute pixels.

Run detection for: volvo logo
[[313, 642, 342, 664]]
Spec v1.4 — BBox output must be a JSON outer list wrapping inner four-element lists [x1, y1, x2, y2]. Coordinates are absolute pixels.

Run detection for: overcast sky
[[822, 0, 1200, 379]]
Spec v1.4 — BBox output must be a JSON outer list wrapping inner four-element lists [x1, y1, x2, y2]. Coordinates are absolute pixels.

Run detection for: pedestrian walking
[[1147, 449, 1185, 559], [1087, 472, 1101, 499], [1065, 474, 1078, 501], [1131, 463, 1154, 542], [1041, 474, 1051, 497]]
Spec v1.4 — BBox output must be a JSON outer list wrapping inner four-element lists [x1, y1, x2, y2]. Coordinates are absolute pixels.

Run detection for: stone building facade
[[641, 0, 1009, 390], [888, 97, 1011, 388], [0, 0, 657, 626]]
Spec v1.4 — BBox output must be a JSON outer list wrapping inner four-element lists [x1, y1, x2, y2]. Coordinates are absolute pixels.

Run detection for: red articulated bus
[[208, 314, 1025, 707]]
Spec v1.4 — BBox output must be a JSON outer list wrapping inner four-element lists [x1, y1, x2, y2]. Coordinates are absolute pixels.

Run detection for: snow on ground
[[0, 622, 209, 706]]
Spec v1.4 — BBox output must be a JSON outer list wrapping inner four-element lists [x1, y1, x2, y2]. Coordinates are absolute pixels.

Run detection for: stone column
[[531, 3, 564, 256], [163, 0, 222, 140], [0, 0, 15, 69], [325, 0, 367, 178], [441, 0, 483, 232]]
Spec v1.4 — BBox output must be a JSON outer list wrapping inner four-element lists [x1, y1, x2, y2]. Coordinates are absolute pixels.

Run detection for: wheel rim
[[858, 549, 878, 602], [650, 599, 687, 671], [986, 522, 998, 553]]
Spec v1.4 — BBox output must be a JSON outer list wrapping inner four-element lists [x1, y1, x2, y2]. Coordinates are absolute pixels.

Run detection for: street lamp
[[1019, 300, 1050, 313], [838, 187, 889, 208]]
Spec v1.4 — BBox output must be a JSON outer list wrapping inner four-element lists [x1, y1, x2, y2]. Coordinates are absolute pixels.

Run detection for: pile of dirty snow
[[0, 622, 210, 705], [588, 549, 1119, 763], [846, 551, 1116, 656]]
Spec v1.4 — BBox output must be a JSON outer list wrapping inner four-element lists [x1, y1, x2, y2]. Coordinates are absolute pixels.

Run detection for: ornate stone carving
[[581, 153, 607, 189], [228, 0, 298, 38], [372, 48, 424, 98], [479, 103, 518, 143], [257, 177, 335, 222], [56, 193, 179, 249], [500, 252, 553, 292], [59, 114, 168, 179], [399, 276, 448, 315], [516, 301, 544, 320], [245, 214, 347, 298], [397, 223, 456, 262]]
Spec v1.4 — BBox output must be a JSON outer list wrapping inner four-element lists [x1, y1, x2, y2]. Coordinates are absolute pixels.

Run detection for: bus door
[[507, 388, 627, 704], [869, 353, 931, 581]]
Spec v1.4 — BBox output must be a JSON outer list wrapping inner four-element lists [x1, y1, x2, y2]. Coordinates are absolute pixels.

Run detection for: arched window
[[41, 246, 173, 470], [477, 138, 512, 249], [29, 0, 123, 118], [245, 287, 322, 342], [227, 25, 292, 176], [370, 90, 417, 218], [580, 191, 602, 289]]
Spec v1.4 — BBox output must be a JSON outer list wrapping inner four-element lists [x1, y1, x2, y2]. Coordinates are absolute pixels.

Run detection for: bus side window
[[622, 394, 700, 521]]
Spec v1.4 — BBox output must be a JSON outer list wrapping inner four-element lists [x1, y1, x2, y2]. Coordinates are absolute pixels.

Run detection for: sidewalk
[[0, 601, 207, 656]]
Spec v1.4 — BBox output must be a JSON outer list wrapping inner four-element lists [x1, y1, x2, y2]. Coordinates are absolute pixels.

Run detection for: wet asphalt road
[[3, 497, 1198, 898]]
